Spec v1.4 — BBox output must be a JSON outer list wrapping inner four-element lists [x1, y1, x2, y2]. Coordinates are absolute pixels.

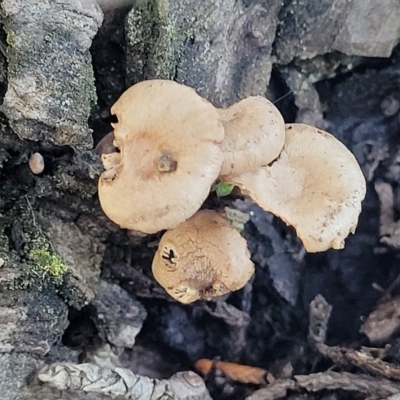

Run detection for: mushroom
[[94, 131, 116, 155], [152, 210, 254, 304], [98, 80, 225, 234], [218, 96, 285, 175], [222, 123, 367, 252], [29, 152, 45, 174]]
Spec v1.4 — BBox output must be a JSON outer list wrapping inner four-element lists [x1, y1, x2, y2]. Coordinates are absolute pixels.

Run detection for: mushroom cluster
[[97, 79, 366, 303]]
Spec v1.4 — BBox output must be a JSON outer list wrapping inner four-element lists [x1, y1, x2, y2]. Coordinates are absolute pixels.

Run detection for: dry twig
[[246, 371, 400, 400], [316, 343, 400, 381]]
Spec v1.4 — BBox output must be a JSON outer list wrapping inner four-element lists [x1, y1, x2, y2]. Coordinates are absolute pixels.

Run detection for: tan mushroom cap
[[98, 80, 225, 234], [218, 96, 285, 175], [152, 210, 255, 304], [222, 123, 367, 252]]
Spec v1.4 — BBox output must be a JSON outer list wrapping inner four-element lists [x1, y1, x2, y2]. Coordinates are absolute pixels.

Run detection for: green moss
[[28, 249, 68, 285], [126, 0, 194, 84]]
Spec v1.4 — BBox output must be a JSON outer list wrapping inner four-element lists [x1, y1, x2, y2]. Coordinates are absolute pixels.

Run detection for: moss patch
[[27, 249, 69, 285]]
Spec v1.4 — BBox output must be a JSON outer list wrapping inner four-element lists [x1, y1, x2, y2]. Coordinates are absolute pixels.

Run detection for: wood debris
[[195, 358, 269, 385], [316, 342, 400, 381], [308, 294, 332, 344], [246, 371, 400, 400], [360, 295, 400, 343], [275, 293, 400, 400], [38, 362, 211, 400], [375, 181, 400, 248]]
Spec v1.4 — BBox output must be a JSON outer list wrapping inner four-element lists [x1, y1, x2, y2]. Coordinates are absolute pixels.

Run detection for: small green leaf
[[215, 182, 235, 197]]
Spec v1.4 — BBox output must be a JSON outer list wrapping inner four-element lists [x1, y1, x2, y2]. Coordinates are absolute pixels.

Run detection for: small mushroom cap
[[98, 80, 225, 234], [94, 131, 116, 155], [29, 152, 45, 174], [218, 96, 285, 175], [222, 124, 367, 252], [152, 210, 254, 304]]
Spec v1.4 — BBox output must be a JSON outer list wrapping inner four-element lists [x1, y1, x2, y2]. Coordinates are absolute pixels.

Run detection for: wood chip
[[195, 358, 268, 385], [360, 296, 400, 343]]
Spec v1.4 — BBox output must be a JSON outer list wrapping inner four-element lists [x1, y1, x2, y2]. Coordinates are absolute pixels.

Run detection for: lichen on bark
[[1, 0, 103, 147], [125, 0, 283, 107]]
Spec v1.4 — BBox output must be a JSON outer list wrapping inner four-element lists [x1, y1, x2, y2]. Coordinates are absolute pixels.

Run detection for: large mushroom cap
[[98, 80, 225, 234], [222, 123, 367, 252], [152, 210, 254, 304], [218, 96, 285, 175]]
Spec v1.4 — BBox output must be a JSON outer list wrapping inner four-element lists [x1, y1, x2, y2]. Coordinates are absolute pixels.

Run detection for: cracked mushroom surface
[[152, 210, 255, 304], [218, 96, 285, 175], [222, 123, 367, 252], [98, 80, 225, 234]]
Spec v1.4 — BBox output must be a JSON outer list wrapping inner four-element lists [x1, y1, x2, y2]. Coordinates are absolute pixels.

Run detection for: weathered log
[[125, 0, 282, 107], [1, 0, 103, 146]]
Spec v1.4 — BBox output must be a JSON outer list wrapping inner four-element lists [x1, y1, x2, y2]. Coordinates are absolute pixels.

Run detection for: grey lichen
[[1, 0, 103, 147]]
